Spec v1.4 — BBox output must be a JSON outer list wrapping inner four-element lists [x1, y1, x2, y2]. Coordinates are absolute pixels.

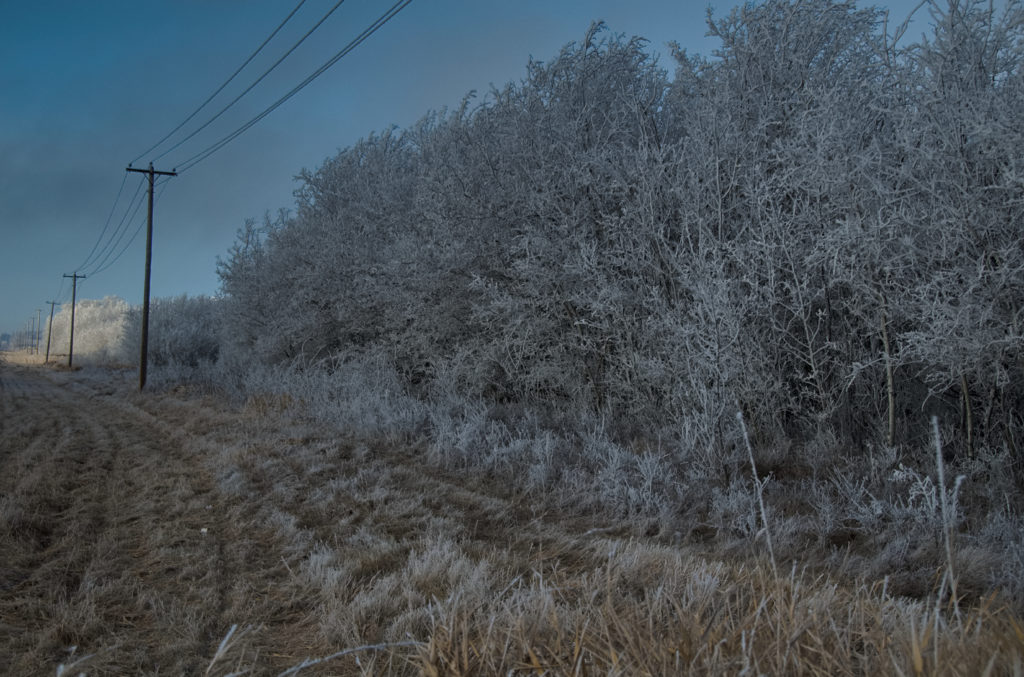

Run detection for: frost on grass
[[25, 3, 1024, 670], [115, 0, 1024, 609]]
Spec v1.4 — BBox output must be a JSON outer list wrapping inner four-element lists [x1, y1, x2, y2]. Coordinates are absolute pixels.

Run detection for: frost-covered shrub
[[123, 295, 220, 365], [219, 2, 1024, 461], [233, 350, 427, 440], [39, 294, 220, 374], [44, 296, 129, 364], [209, 0, 1024, 598]]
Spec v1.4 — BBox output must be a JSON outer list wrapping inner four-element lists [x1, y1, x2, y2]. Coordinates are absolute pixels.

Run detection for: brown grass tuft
[[416, 542, 1024, 676]]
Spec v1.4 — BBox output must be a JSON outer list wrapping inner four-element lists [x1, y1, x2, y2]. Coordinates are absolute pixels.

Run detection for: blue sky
[[0, 0, 937, 337]]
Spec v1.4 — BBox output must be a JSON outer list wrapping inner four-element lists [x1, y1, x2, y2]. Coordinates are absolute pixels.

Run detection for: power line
[[87, 210, 147, 277], [59, 0, 412, 298], [74, 172, 129, 273], [54, 277, 68, 306], [82, 177, 149, 276], [130, 0, 310, 165], [79, 175, 147, 275], [88, 177, 172, 277], [150, 0, 349, 165], [68, 163, 141, 290], [176, 0, 414, 173], [81, 176, 149, 276]]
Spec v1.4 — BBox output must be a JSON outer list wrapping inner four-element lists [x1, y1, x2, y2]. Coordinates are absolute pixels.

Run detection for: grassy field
[[1, 361, 1021, 675]]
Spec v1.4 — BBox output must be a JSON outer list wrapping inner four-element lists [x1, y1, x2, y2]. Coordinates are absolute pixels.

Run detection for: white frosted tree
[[45, 296, 130, 364], [214, 0, 1024, 473]]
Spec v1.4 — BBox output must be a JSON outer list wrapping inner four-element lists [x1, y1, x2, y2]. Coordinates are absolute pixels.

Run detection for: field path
[[0, 365, 300, 673], [0, 364, 618, 675], [3, 362, 1022, 676]]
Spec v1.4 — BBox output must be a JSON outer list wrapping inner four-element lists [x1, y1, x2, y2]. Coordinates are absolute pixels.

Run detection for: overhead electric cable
[[74, 172, 130, 273], [54, 278, 67, 306], [83, 178, 152, 276], [82, 182, 151, 276], [176, 0, 414, 173], [150, 0, 348, 164], [80, 176, 148, 275], [130, 0, 309, 165], [79, 175, 145, 274], [88, 178, 173, 277]]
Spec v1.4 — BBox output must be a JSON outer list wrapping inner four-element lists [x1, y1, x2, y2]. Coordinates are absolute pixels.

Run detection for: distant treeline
[[38, 295, 219, 369]]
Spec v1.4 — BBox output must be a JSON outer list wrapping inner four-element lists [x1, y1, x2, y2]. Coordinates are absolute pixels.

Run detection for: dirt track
[[4, 362, 1024, 676], [0, 363, 604, 675], [0, 365, 290, 672]]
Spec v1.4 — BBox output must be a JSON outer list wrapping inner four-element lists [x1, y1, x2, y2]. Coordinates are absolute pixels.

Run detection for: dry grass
[[418, 542, 1024, 676], [2, 363, 1022, 675], [2, 349, 44, 366]]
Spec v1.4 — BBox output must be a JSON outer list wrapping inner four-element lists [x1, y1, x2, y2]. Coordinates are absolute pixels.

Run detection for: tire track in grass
[[107, 383, 325, 670], [185, 414, 642, 670], [0, 365, 659, 674], [0, 366, 289, 674], [1, 366, 170, 671], [4, 363, 1023, 675]]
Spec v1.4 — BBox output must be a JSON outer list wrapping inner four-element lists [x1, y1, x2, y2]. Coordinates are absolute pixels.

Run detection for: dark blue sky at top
[[0, 0, 938, 336]]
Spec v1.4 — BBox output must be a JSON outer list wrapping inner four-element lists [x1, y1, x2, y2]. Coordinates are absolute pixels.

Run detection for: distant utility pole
[[44, 301, 60, 363], [126, 163, 176, 390], [29, 314, 36, 354], [35, 308, 41, 355], [63, 273, 85, 368]]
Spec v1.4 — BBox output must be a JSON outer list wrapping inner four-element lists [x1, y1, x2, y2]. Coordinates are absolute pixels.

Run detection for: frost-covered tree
[[215, 1, 1024, 477], [464, 23, 672, 421], [45, 296, 129, 364], [121, 294, 221, 370], [887, 0, 1024, 453]]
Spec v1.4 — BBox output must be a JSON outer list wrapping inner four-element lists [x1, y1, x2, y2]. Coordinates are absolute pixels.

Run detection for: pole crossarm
[[125, 165, 178, 178]]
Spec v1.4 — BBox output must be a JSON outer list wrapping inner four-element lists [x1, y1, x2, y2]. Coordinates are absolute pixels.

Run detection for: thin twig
[[737, 408, 778, 578]]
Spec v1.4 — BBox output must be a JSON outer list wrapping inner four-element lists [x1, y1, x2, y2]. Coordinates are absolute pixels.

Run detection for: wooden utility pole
[[44, 300, 59, 363], [63, 273, 85, 368], [35, 308, 41, 355], [126, 163, 176, 390]]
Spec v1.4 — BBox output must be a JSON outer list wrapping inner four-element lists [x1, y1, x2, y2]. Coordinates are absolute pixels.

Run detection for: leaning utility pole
[[125, 163, 176, 390], [44, 300, 59, 363], [63, 273, 85, 368]]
